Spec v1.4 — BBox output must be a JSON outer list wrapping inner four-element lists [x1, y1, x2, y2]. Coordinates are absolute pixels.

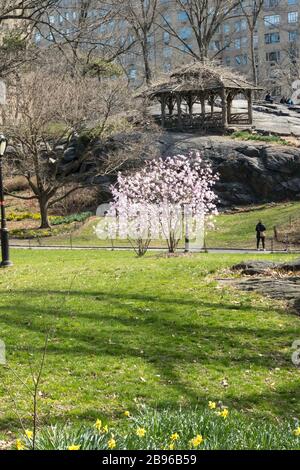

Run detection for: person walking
[[256, 220, 266, 250]]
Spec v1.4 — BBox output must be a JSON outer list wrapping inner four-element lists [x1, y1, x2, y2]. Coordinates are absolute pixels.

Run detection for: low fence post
[[203, 235, 208, 253]]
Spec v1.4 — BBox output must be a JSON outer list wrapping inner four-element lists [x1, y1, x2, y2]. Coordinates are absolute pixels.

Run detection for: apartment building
[[33, 1, 300, 96], [153, 0, 300, 96], [217, 0, 300, 96]]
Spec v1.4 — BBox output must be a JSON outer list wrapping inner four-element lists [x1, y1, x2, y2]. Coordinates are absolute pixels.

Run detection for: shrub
[[10, 228, 55, 239], [8, 211, 92, 225], [50, 212, 93, 226], [4, 176, 29, 193]]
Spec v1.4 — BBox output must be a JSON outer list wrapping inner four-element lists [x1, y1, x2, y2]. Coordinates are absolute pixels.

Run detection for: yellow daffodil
[[208, 401, 217, 410], [294, 427, 300, 437], [169, 443, 175, 450], [124, 411, 130, 418], [189, 434, 204, 448], [16, 439, 25, 451], [25, 430, 33, 440], [103, 425, 109, 433], [170, 432, 179, 442], [94, 419, 102, 431], [68, 444, 81, 450], [108, 438, 116, 449], [218, 408, 229, 419], [136, 427, 146, 438]]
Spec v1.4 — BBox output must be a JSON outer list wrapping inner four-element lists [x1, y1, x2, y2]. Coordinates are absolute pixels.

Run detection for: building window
[[288, 11, 298, 23], [265, 32, 280, 44], [264, 15, 280, 27]]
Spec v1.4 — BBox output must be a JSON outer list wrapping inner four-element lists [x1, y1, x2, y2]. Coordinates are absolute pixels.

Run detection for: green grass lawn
[[12, 201, 300, 251], [207, 202, 300, 249], [0, 250, 299, 441]]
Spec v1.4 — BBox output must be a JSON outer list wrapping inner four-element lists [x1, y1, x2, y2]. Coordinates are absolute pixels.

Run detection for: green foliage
[[50, 212, 93, 226], [82, 59, 123, 80], [78, 117, 132, 144], [10, 228, 59, 239], [20, 407, 300, 450], [231, 131, 290, 145], [7, 211, 92, 227], [1, 32, 26, 52], [45, 121, 70, 137]]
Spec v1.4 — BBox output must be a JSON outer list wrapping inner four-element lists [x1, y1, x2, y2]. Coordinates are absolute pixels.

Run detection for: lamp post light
[[0, 135, 13, 268]]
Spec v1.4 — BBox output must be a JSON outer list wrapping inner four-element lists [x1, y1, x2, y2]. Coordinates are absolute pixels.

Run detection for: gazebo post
[[161, 95, 166, 128], [210, 94, 214, 117], [227, 92, 233, 125], [200, 94, 205, 122], [176, 94, 183, 131], [168, 96, 174, 117], [187, 93, 193, 124], [221, 88, 228, 128], [247, 89, 253, 124]]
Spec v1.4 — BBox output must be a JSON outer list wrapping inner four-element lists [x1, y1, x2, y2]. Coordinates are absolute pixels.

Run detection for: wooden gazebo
[[140, 62, 261, 131]]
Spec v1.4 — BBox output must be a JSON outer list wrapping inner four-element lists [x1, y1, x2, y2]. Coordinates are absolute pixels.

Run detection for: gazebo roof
[[139, 62, 261, 99]]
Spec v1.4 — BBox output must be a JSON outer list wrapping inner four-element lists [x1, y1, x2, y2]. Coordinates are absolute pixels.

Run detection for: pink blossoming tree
[[98, 151, 218, 255]]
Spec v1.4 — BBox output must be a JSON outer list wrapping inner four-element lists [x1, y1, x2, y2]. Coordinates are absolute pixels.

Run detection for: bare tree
[[0, 1, 58, 23], [160, 0, 240, 62], [3, 66, 139, 228], [118, 0, 164, 85], [0, 1, 60, 78], [263, 43, 300, 100], [32, 1, 136, 76], [238, 1, 264, 86]]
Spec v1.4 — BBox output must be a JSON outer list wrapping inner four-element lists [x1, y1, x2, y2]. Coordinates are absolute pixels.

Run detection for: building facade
[[33, 1, 300, 96]]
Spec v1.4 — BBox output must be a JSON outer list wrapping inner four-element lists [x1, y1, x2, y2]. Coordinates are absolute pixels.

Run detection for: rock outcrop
[[219, 276, 300, 314], [158, 134, 300, 207], [232, 259, 300, 275], [225, 259, 300, 314], [54, 132, 300, 207]]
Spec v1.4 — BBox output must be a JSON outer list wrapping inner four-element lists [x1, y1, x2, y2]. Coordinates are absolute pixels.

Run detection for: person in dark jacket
[[256, 220, 266, 250], [265, 91, 274, 104]]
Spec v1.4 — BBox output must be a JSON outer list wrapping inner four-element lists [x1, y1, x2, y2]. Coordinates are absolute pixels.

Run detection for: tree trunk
[[250, 28, 258, 86], [39, 196, 50, 229], [143, 42, 152, 86]]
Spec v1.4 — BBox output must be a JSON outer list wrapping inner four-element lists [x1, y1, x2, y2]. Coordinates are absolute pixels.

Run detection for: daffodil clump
[[189, 434, 204, 449], [15, 406, 300, 450], [68, 444, 81, 451], [294, 427, 300, 437], [94, 419, 109, 434]]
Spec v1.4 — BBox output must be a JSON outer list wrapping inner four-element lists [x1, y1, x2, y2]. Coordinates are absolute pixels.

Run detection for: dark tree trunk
[[39, 196, 50, 229]]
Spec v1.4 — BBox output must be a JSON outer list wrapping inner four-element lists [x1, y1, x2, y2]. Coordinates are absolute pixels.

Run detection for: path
[[9, 244, 299, 254]]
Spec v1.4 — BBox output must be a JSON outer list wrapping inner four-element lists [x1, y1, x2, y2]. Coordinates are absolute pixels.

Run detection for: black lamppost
[[0, 135, 13, 268]]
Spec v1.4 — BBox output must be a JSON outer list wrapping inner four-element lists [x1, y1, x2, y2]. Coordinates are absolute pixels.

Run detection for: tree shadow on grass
[[1, 288, 277, 314], [0, 286, 299, 423]]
